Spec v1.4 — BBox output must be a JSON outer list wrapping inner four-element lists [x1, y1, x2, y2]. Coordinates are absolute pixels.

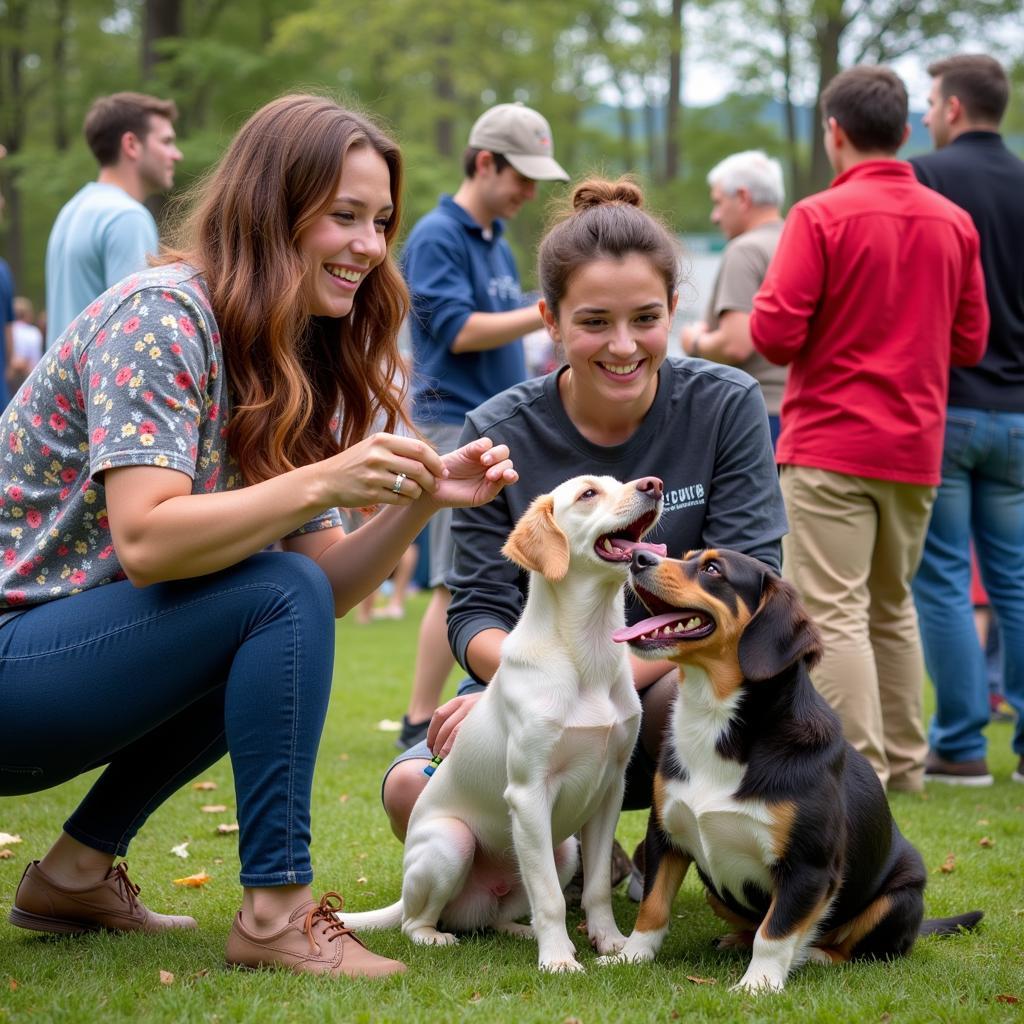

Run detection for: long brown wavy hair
[[161, 94, 409, 483]]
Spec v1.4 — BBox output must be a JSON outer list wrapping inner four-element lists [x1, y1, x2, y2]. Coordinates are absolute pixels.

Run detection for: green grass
[[1, 591, 1022, 1023]]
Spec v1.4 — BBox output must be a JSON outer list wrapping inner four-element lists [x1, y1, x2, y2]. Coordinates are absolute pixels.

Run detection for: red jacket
[[750, 160, 989, 485]]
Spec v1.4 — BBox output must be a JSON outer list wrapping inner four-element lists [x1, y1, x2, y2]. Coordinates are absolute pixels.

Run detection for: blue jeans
[[0, 552, 335, 887], [912, 408, 1024, 761]]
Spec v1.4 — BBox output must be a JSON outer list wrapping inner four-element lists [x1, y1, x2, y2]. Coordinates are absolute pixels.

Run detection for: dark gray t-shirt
[[446, 357, 788, 680]]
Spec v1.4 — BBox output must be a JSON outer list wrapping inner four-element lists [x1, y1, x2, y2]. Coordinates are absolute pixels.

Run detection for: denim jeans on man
[[0, 551, 335, 887], [913, 408, 1024, 762]]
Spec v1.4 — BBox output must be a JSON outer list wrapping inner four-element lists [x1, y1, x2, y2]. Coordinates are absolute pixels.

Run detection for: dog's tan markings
[[643, 559, 755, 700], [768, 801, 798, 861], [706, 890, 760, 932], [501, 495, 570, 581], [634, 849, 690, 934], [818, 894, 894, 960]]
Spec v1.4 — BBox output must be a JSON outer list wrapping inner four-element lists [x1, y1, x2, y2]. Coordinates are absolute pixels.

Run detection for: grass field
[[1, 591, 1022, 1023]]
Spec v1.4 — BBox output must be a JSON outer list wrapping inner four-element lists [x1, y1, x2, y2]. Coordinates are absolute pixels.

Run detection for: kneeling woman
[[0, 96, 516, 978]]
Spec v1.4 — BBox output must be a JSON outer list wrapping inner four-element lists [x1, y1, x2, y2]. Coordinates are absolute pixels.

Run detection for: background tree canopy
[[1, 0, 1022, 306]]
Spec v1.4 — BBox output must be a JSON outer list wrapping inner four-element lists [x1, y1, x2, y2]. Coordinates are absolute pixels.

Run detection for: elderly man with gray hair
[[681, 150, 787, 445]]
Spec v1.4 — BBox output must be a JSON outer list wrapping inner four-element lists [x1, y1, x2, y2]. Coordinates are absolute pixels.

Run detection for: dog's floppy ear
[[502, 495, 570, 582], [737, 573, 823, 682]]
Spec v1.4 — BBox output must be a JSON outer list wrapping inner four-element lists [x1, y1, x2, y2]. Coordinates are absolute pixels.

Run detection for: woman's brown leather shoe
[[9, 860, 197, 935], [225, 892, 406, 978]]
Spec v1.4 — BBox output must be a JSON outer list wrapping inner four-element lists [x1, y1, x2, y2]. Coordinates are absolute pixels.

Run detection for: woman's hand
[[429, 437, 518, 509], [427, 691, 484, 758], [323, 432, 447, 509]]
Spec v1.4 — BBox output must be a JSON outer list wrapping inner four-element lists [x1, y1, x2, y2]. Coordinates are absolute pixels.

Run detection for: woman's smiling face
[[298, 144, 393, 320], [543, 252, 677, 418]]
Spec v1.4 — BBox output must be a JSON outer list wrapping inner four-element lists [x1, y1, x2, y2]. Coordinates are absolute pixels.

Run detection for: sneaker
[[226, 892, 406, 978], [9, 860, 197, 935], [563, 838, 635, 908], [923, 752, 994, 787], [990, 694, 1016, 723], [394, 715, 430, 751], [1012, 756, 1024, 784], [627, 840, 645, 903]]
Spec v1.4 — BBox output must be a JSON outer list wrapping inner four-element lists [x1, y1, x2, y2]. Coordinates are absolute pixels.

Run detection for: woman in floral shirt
[[0, 95, 517, 978]]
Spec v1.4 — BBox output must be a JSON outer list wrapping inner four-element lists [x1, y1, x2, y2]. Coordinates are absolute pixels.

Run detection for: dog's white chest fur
[[660, 667, 775, 908]]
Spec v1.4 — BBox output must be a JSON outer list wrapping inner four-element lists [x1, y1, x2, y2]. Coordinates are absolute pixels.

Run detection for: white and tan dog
[[341, 475, 666, 971]]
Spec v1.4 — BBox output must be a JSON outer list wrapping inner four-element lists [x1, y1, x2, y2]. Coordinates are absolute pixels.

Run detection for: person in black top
[[909, 54, 1024, 787]]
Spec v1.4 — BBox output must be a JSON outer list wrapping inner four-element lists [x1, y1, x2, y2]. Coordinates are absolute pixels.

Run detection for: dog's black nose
[[635, 476, 663, 500], [632, 549, 662, 572]]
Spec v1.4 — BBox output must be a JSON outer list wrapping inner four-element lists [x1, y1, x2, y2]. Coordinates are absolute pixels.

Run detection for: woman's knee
[[382, 760, 430, 841]]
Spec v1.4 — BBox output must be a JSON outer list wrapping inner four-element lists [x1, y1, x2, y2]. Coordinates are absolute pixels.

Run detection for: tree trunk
[[775, 0, 801, 199], [1, 0, 29, 285], [142, 0, 183, 79], [809, 1, 846, 193], [663, 0, 684, 182], [434, 27, 455, 160], [53, 0, 70, 151]]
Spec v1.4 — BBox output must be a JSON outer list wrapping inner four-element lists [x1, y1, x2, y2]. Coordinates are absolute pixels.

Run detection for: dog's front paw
[[731, 967, 785, 994], [589, 927, 628, 955], [539, 955, 584, 973], [407, 926, 459, 946]]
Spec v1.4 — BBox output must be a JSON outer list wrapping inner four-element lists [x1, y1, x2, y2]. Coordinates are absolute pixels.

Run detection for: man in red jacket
[[750, 65, 989, 793]]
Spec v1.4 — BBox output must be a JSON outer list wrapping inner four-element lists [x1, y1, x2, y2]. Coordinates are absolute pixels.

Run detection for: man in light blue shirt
[[45, 92, 182, 348]]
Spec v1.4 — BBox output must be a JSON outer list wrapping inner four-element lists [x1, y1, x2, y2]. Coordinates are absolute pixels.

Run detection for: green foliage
[[1, 595, 1023, 1023]]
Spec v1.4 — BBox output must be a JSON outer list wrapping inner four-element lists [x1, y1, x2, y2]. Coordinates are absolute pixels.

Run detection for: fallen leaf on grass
[[338, 753, 350, 762], [996, 994, 1019, 1004], [338, 794, 349, 804], [0, 833, 23, 846], [937, 852, 956, 873], [200, 804, 228, 814], [215, 823, 239, 835], [192, 781, 217, 792], [376, 719, 403, 732], [979, 836, 995, 847], [192, 969, 210, 980], [8, 979, 17, 992], [170, 842, 190, 859], [159, 970, 174, 986], [976, 819, 989, 826], [0, 850, 14, 860], [686, 975, 718, 985], [356, 875, 368, 885], [469, 992, 482, 1003], [173, 872, 212, 887]]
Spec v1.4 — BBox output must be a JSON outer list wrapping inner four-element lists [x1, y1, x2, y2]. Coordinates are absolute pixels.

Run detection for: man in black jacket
[[910, 54, 1024, 787]]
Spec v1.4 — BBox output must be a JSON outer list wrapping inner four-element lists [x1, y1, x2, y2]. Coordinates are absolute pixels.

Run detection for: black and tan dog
[[599, 548, 981, 993]]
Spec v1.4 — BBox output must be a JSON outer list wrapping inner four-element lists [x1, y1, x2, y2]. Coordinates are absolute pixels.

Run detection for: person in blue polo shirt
[[396, 103, 569, 749]]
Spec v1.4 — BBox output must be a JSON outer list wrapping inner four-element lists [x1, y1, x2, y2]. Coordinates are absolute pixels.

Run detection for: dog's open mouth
[[612, 584, 715, 647], [594, 510, 666, 563]]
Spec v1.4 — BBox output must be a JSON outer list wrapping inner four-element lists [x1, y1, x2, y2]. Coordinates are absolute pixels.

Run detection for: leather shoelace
[[303, 892, 355, 953], [111, 862, 141, 911]]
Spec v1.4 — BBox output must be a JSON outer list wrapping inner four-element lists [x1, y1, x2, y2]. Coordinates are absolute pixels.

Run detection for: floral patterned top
[[0, 262, 340, 616]]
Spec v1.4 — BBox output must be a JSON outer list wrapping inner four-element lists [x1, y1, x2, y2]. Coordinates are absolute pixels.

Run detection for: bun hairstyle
[[538, 176, 680, 315]]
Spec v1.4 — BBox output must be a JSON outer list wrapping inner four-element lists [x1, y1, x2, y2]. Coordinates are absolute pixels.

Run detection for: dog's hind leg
[[400, 816, 475, 946], [706, 891, 759, 951], [495, 837, 577, 942]]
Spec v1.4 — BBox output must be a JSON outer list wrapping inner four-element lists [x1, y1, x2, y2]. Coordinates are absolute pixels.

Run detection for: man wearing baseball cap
[[396, 102, 569, 751]]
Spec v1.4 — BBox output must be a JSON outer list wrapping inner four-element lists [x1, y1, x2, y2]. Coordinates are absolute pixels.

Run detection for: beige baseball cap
[[468, 102, 569, 182]]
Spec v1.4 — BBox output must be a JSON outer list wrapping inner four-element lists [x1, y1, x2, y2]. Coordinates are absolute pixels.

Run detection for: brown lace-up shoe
[[9, 860, 197, 935], [225, 892, 406, 978]]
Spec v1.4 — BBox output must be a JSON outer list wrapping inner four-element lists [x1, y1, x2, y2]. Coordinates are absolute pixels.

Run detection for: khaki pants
[[780, 465, 935, 791]]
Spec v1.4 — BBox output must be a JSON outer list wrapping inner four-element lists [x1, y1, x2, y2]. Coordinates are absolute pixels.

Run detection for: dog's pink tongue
[[613, 612, 683, 644], [610, 539, 668, 556]]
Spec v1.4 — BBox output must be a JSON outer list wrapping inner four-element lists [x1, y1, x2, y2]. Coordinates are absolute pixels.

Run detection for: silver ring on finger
[[391, 472, 407, 494]]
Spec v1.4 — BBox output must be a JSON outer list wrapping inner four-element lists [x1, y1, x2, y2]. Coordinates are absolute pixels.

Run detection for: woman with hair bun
[[0, 94, 518, 978], [383, 177, 786, 873]]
